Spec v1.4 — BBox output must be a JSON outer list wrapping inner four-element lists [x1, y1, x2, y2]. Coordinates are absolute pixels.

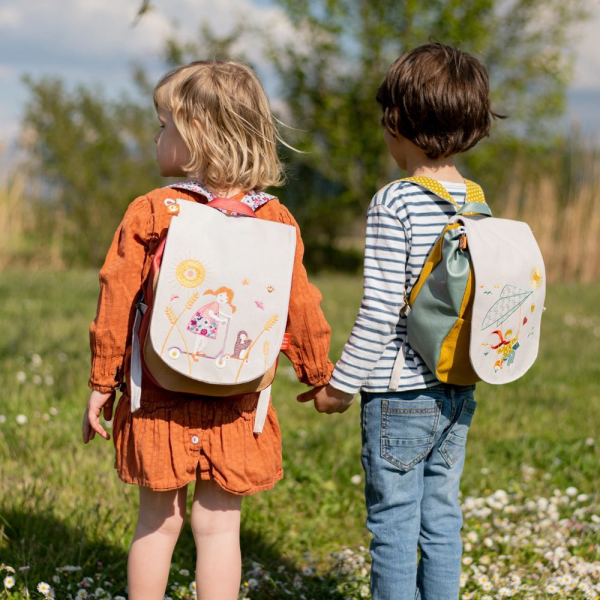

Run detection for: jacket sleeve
[[88, 195, 153, 392], [278, 205, 334, 387]]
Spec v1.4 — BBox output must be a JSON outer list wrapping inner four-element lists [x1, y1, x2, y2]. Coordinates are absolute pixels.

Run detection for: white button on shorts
[[191, 435, 199, 444]]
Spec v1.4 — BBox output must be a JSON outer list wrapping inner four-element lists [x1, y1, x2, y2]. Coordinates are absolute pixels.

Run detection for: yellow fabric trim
[[409, 223, 461, 306], [399, 176, 487, 209], [436, 267, 478, 385]]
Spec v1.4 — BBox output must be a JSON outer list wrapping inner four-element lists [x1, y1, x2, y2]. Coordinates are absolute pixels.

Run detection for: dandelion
[[37, 582, 53, 595], [4, 575, 15, 588], [16, 414, 28, 425]]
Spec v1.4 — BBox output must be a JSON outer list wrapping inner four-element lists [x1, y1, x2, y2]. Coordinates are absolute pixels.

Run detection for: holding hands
[[297, 384, 354, 414]]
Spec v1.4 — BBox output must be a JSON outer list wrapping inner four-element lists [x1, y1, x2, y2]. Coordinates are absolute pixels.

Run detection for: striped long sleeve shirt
[[330, 179, 468, 395]]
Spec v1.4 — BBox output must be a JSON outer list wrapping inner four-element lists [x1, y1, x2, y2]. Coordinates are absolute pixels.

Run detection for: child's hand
[[297, 384, 354, 414], [82, 390, 116, 443]]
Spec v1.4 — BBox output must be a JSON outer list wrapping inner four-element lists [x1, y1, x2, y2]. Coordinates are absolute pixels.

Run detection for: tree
[[160, 0, 585, 269], [22, 75, 161, 265]]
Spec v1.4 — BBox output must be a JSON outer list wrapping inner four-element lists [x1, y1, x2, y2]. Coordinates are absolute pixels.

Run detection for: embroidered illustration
[[160, 292, 200, 373], [234, 315, 279, 383], [187, 287, 236, 359], [232, 331, 252, 360], [481, 285, 533, 331], [175, 260, 206, 289], [263, 341, 270, 370], [491, 327, 521, 372], [266, 285, 275, 293], [242, 279, 250, 286], [170, 295, 179, 302], [531, 268, 543, 289], [255, 300, 265, 310]]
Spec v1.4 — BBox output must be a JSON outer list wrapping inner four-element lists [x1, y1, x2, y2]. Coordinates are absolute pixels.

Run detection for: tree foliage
[[22, 76, 161, 265], [24, 0, 587, 269], [160, 0, 585, 269]]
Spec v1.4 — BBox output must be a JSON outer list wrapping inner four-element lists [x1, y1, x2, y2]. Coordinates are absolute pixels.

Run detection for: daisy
[[37, 582, 53, 595], [4, 575, 15, 588]]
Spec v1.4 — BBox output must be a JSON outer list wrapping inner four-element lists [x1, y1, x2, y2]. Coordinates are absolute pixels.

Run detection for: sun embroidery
[[175, 260, 206, 288], [531, 268, 542, 289], [242, 279, 250, 286]]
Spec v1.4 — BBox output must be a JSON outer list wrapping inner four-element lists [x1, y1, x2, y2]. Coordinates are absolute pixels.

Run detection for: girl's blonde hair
[[154, 60, 285, 192]]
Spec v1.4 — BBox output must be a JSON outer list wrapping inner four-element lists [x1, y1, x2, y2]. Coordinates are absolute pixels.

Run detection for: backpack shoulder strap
[[400, 176, 487, 212], [166, 180, 276, 215]]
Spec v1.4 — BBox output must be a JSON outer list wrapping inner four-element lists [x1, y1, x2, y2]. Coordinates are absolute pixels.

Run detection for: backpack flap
[[457, 216, 546, 384], [147, 200, 296, 388]]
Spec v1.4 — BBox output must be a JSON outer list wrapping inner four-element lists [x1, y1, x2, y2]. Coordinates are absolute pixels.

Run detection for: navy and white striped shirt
[[331, 179, 468, 394]]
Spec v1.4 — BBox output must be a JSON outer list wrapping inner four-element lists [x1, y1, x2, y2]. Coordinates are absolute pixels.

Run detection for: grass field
[[0, 271, 599, 599]]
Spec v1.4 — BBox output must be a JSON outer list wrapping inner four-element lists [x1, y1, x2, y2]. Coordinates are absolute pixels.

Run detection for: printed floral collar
[[166, 180, 276, 213]]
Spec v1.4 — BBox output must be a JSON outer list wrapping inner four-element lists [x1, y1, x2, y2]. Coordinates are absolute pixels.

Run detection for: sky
[[0, 0, 599, 148]]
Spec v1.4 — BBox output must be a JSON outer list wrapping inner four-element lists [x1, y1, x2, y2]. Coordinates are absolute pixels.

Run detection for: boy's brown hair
[[377, 43, 501, 159]]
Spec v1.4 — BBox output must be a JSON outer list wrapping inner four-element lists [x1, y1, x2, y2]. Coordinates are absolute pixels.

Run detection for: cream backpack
[[130, 182, 297, 433], [391, 177, 546, 388]]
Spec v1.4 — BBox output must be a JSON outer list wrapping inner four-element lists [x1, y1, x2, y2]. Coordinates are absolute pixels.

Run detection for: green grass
[[0, 272, 599, 599]]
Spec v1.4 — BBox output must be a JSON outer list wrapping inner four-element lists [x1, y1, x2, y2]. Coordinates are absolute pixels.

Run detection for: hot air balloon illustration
[[481, 285, 533, 331]]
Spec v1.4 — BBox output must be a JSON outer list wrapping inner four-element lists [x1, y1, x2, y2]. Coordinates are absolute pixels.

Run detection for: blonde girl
[[81, 61, 333, 600]]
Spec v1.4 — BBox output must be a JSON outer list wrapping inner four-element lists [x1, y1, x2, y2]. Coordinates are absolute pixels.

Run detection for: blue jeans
[[361, 385, 477, 600]]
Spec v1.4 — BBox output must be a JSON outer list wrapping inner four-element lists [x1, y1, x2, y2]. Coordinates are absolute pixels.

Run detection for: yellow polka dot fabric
[[401, 176, 487, 210]]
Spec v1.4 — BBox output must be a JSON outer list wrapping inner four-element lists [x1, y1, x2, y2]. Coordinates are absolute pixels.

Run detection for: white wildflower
[[585, 437, 595, 446], [351, 474, 362, 485], [37, 582, 53, 595], [16, 371, 26, 383], [179, 569, 189, 577], [32, 374, 42, 385], [566, 486, 578, 497], [4, 575, 15, 588], [0, 415, 6, 424], [15, 414, 28, 425], [31, 353, 42, 366]]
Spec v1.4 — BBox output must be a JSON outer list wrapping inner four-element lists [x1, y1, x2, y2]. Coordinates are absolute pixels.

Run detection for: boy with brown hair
[[299, 43, 500, 599]]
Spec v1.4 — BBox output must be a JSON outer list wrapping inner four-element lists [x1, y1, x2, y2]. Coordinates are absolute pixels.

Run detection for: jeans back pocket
[[439, 397, 477, 467], [381, 397, 442, 471]]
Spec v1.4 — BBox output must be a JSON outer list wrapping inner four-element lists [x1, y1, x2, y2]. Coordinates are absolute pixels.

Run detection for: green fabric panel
[[457, 202, 493, 217], [407, 227, 471, 375]]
